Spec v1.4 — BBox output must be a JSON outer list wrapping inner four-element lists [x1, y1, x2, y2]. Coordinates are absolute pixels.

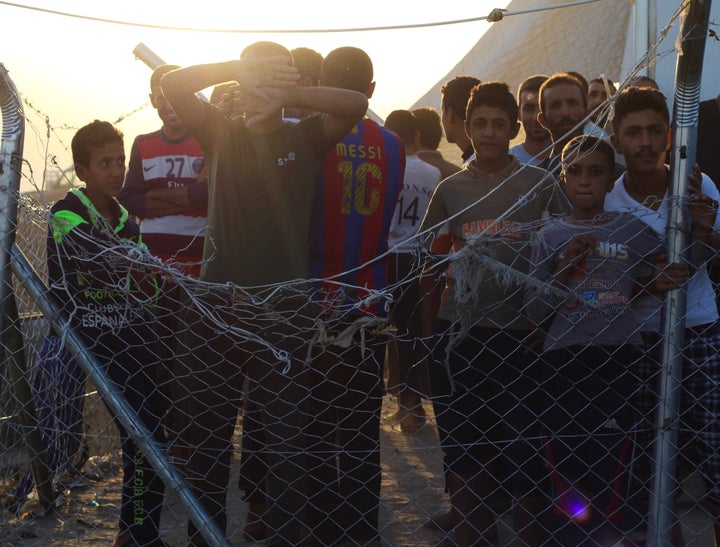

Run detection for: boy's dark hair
[[465, 81, 518, 123], [384, 110, 418, 146], [71, 120, 123, 168], [440, 76, 481, 121], [612, 86, 669, 135], [321, 46, 373, 93], [629, 75, 659, 90], [291, 47, 323, 84], [411, 107, 443, 150], [588, 76, 617, 93], [567, 71, 589, 94], [539, 72, 588, 114], [150, 64, 179, 91], [517, 74, 548, 100], [561, 135, 615, 172], [241, 41, 293, 62]]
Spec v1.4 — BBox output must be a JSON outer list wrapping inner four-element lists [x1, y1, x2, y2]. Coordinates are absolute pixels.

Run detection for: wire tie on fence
[[281, 355, 292, 375], [487, 8, 507, 22]]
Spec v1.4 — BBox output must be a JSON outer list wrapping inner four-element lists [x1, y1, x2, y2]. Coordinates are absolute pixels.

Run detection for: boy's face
[[518, 90, 548, 142], [75, 141, 126, 200], [611, 109, 670, 174], [562, 149, 614, 213], [587, 81, 614, 122], [441, 105, 460, 144], [151, 86, 184, 132], [465, 105, 519, 167]]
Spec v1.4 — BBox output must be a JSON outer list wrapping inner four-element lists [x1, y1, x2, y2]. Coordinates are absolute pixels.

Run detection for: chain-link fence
[[2, 4, 720, 547]]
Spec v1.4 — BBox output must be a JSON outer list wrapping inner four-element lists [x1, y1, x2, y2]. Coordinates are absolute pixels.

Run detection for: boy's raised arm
[[160, 58, 300, 129], [289, 86, 368, 142]]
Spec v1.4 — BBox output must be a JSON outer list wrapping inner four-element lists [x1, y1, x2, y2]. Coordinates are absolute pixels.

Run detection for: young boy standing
[[418, 81, 569, 546], [524, 136, 683, 544], [605, 85, 720, 545], [118, 63, 208, 478], [48, 120, 166, 546], [119, 63, 207, 278], [384, 108, 441, 434]]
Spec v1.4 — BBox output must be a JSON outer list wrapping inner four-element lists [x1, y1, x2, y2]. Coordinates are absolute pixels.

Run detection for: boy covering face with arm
[[159, 42, 369, 545]]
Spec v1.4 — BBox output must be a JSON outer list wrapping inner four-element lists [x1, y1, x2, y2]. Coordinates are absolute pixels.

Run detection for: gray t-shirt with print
[[524, 212, 662, 351]]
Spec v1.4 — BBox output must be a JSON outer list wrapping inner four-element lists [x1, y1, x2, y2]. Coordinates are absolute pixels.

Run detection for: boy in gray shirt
[[419, 81, 569, 546], [524, 135, 685, 544]]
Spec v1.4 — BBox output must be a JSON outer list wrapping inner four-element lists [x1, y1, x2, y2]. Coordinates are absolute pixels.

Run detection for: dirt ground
[[1, 395, 451, 546], [2, 394, 717, 546]]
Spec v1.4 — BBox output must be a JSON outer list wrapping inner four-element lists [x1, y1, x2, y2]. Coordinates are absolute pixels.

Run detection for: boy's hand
[[236, 56, 299, 98], [522, 327, 545, 353], [552, 235, 597, 287], [243, 87, 288, 128], [563, 235, 598, 262], [687, 162, 718, 233], [651, 253, 689, 292], [687, 193, 718, 234]]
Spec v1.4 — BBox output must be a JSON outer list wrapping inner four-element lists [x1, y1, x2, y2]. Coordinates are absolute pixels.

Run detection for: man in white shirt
[[605, 85, 720, 546]]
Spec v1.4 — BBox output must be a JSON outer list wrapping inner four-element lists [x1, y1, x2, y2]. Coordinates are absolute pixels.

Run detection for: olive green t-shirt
[[193, 106, 336, 286]]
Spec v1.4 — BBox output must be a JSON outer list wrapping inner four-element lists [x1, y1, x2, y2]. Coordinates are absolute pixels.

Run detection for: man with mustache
[[605, 85, 720, 546], [537, 72, 588, 177]]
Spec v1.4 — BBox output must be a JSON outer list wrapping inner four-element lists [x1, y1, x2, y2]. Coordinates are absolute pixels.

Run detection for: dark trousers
[[304, 333, 385, 544], [429, 323, 544, 494], [103, 346, 167, 544], [388, 252, 429, 397], [540, 344, 639, 543], [177, 293, 311, 545]]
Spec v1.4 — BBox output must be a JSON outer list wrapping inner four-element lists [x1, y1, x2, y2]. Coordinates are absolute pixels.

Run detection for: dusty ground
[[2, 393, 717, 546], [1, 396, 450, 546]]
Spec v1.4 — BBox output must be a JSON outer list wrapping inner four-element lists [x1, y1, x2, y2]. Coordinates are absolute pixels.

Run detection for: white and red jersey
[[120, 129, 207, 277]]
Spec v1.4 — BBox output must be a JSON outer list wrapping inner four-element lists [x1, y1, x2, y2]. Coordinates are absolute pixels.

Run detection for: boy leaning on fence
[[523, 135, 687, 544], [47, 120, 167, 547], [417, 81, 570, 546], [605, 85, 720, 545]]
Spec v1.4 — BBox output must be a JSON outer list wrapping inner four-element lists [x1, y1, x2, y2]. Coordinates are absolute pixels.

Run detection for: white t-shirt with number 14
[[388, 155, 442, 253]]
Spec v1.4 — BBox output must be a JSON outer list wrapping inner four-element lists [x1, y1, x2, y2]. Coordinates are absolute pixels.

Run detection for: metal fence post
[[648, 1, 714, 544], [0, 62, 55, 511]]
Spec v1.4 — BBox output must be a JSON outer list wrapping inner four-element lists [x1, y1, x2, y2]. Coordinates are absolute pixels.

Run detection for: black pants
[[540, 344, 639, 542], [177, 291, 312, 546], [101, 344, 167, 545], [304, 331, 384, 544]]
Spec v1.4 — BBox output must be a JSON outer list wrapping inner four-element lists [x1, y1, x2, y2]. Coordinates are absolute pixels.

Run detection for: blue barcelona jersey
[[309, 118, 405, 316]]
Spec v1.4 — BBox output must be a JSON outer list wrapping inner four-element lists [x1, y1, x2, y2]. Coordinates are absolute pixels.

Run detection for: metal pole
[[648, 1, 713, 544], [634, 0, 650, 76], [10, 244, 230, 547], [0, 62, 55, 510], [133, 43, 208, 101]]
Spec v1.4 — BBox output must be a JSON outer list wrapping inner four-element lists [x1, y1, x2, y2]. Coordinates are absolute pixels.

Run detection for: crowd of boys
[[34, 39, 720, 547]]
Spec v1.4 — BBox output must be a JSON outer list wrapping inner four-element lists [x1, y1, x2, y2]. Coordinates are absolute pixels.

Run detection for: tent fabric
[[412, 0, 633, 111]]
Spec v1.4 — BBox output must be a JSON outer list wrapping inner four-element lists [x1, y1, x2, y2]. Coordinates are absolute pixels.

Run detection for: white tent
[[411, 0, 720, 111]]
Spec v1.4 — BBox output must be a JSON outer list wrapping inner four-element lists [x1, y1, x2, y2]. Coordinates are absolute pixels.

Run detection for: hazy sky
[[0, 0, 508, 191]]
